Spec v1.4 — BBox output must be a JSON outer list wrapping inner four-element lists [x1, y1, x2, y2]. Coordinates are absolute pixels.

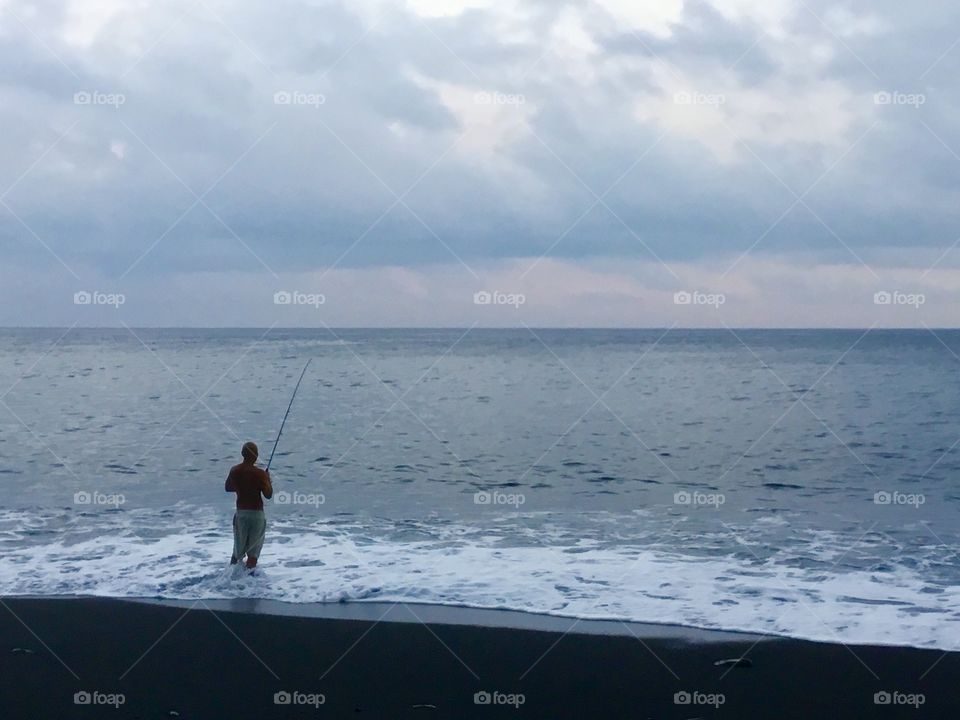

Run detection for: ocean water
[[1, 328, 958, 649]]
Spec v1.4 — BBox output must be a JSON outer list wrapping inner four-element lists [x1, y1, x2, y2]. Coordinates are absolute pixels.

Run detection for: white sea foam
[[1, 508, 958, 650]]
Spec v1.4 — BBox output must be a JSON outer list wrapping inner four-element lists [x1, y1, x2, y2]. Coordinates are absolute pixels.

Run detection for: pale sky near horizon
[[2, 0, 959, 327]]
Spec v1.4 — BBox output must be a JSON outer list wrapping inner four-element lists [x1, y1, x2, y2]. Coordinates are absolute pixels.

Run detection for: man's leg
[[244, 513, 266, 569], [231, 512, 245, 565]]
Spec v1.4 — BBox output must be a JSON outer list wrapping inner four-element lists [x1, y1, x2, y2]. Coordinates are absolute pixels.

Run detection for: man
[[225, 441, 273, 569]]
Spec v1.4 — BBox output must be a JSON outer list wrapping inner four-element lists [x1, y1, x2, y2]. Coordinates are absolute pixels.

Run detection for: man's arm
[[261, 469, 273, 499], [225, 467, 236, 492]]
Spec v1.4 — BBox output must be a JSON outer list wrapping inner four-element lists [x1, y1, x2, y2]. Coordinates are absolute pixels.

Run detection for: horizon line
[[1, 326, 958, 332]]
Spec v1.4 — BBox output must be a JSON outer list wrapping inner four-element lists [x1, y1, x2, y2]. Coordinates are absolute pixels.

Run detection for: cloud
[[591, 0, 685, 38], [5, 249, 960, 327], [1, 0, 959, 325], [634, 67, 864, 163]]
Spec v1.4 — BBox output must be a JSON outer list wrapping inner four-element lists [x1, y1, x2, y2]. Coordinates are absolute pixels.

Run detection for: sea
[[1, 328, 958, 649]]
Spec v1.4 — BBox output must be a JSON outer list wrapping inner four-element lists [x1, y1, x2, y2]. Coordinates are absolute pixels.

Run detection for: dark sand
[[1, 596, 955, 718]]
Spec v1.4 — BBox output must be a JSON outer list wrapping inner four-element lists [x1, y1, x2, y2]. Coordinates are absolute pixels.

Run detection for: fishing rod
[[266, 358, 312, 471]]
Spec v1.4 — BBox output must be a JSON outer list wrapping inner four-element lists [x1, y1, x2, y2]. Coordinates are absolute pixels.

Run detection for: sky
[[1, 0, 959, 326]]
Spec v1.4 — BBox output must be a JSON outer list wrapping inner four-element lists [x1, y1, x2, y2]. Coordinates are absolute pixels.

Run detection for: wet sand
[[1, 596, 954, 718]]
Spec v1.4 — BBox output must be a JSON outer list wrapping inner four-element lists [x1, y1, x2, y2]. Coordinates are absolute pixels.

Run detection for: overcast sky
[[2, 0, 959, 326]]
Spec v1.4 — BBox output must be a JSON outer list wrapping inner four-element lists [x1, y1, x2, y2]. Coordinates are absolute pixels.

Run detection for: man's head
[[241, 441, 259, 463]]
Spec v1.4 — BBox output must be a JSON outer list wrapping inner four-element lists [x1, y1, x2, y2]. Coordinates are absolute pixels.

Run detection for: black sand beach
[[1, 597, 955, 718]]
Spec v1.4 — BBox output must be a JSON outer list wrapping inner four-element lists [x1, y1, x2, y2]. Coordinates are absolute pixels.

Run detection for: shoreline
[[3, 595, 954, 718], [6, 592, 947, 650], [116, 595, 776, 643]]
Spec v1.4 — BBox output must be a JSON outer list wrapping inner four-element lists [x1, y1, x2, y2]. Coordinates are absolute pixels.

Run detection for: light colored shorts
[[233, 510, 266, 560]]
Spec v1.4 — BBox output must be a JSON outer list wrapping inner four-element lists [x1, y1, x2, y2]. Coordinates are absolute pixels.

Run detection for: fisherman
[[225, 441, 273, 569]]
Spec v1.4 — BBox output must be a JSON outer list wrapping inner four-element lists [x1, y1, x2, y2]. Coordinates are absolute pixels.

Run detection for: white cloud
[[550, 6, 599, 56], [634, 63, 864, 162], [60, 0, 151, 50], [407, 70, 536, 162], [822, 7, 887, 38], [591, 0, 685, 38], [405, 0, 495, 18], [706, 0, 796, 38]]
